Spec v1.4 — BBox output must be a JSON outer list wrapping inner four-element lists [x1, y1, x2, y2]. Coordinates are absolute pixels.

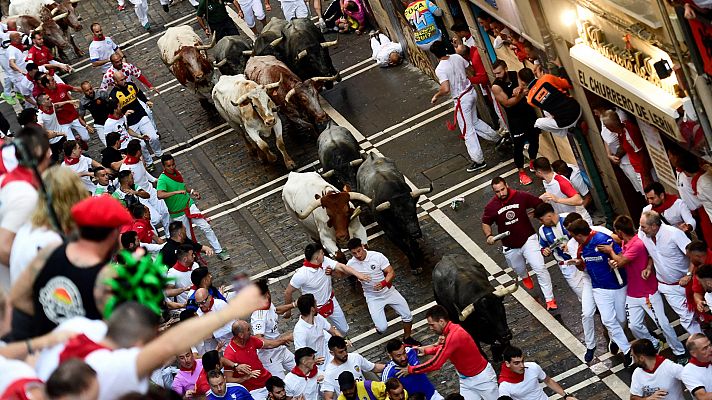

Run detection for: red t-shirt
[[195, 369, 209, 395], [223, 337, 271, 391], [130, 218, 154, 243], [44, 83, 78, 124], [468, 47, 489, 86], [482, 189, 543, 248], [618, 121, 650, 173], [27, 45, 55, 75]]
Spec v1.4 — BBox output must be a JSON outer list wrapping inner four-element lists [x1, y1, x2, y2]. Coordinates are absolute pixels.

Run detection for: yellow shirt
[[336, 381, 408, 400]]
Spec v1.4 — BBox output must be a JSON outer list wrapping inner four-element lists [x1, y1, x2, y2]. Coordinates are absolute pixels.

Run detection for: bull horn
[[320, 169, 335, 178], [70, 0, 79, 3], [297, 199, 322, 219], [410, 183, 433, 198], [458, 304, 475, 321], [167, 52, 182, 66], [264, 74, 282, 90], [492, 279, 519, 297], [348, 192, 372, 204], [296, 49, 307, 60], [269, 36, 283, 47], [231, 93, 250, 107], [320, 40, 338, 48], [52, 12, 68, 21], [213, 59, 227, 68], [375, 201, 391, 212], [196, 32, 216, 50], [51, 8, 61, 15], [350, 206, 361, 221], [242, 50, 254, 56], [285, 87, 297, 103], [311, 73, 339, 83], [349, 159, 363, 167]]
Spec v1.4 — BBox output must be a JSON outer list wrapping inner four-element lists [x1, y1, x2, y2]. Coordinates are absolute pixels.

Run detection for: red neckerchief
[[179, 361, 198, 373], [498, 362, 525, 383], [203, 297, 215, 313], [303, 259, 322, 269], [93, 35, 104, 41], [652, 194, 679, 213], [576, 230, 599, 260], [58, 334, 110, 363], [123, 155, 140, 165], [40, 106, 54, 115], [692, 171, 704, 195], [1, 166, 38, 189], [63, 156, 80, 165], [689, 356, 710, 367], [10, 42, 23, 51], [643, 355, 667, 373], [290, 365, 318, 379], [172, 261, 191, 272], [163, 168, 184, 183]]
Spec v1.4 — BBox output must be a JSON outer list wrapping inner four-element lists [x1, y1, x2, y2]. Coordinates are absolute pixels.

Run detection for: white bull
[[283, 171, 371, 256], [9, 0, 54, 16], [212, 74, 295, 169]]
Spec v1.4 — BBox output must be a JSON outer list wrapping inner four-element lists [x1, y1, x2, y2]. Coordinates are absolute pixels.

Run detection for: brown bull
[[14, 11, 70, 55], [47, 0, 84, 57], [158, 26, 216, 100]]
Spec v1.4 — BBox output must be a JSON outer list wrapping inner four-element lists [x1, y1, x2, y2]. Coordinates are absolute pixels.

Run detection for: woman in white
[[9, 166, 88, 284]]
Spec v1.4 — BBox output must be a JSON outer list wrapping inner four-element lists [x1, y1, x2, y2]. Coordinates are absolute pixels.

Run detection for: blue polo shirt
[[382, 347, 436, 399], [579, 231, 626, 289]]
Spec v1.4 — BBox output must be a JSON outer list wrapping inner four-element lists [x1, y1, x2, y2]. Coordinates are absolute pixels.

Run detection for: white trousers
[[61, 118, 90, 141], [534, 110, 581, 137], [239, 0, 266, 28], [130, 0, 149, 26], [130, 116, 163, 159], [504, 234, 554, 301], [95, 124, 106, 146], [175, 203, 223, 253], [281, 0, 309, 19], [326, 297, 349, 334], [592, 286, 630, 354], [560, 264, 597, 349], [459, 363, 499, 400], [457, 89, 498, 164], [258, 345, 295, 379], [657, 283, 701, 335], [626, 291, 685, 355], [366, 289, 413, 333]]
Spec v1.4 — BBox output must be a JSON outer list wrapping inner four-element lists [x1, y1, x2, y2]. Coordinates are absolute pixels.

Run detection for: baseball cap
[[71, 196, 132, 228]]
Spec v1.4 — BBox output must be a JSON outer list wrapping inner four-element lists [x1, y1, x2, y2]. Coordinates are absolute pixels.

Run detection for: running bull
[[212, 35, 253, 76], [158, 26, 216, 104], [13, 9, 71, 59], [10, 0, 84, 58], [212, 74, 294, 169], [357, 153, 431, 274], [283, 171, 371, 257], [245, 55, 333, 134], [317, 125, 362, 190], [252, 17, 287, 60], [432, 254, 518, 360], [279, 18, 340, 83]]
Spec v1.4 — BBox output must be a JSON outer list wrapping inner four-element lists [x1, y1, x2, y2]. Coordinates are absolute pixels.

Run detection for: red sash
[[317, 290, 336, 318], [446, 85, 474, 140]]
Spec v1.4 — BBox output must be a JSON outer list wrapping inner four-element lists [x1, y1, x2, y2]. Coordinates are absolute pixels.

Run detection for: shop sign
[[570, 44, 683, 142], [638, 120, 677, 191], [577, 21, 677, 97]]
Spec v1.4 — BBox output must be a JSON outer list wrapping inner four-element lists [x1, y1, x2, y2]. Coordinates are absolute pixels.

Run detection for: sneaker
[[162, 4, 169, 11], [654, 340, 663, 353], [466, 161, 487, 173], [14, 92, 24, 101], [519, 170, 532, 186], [675, 354, 689, 365], [2, 93, 16, 105], [608, 340, 619, 355], [216, 250, 231, 261], [623, 351, 633, 368], [522, 275, 534, 290], [143, 22, 151, 31], [117, 4, 125, 10], [529, 160, 535, 172], [584, 347, 596, 363], [545, 299, 558, 310], [403, 336, 422, 347]]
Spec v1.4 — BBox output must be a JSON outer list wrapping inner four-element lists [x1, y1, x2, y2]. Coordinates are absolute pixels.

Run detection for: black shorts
[[209, 18, 240, 42]]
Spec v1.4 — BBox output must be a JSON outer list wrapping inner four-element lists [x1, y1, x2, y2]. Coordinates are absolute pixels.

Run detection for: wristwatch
[[687, 271, 693, 277]]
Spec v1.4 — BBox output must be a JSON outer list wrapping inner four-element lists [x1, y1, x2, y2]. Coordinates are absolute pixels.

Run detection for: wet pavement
[[1, 0, 697, 398]]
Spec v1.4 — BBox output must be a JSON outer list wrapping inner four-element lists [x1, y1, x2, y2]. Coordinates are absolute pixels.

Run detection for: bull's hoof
[[284, 160, 297, 170], [267, 154, 278, 163]]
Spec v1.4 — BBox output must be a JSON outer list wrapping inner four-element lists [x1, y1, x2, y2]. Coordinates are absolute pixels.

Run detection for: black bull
[[432, 254, 518, 360]]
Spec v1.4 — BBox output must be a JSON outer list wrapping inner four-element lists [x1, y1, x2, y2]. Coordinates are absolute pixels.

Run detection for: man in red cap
[[10, 195, 132, 339]]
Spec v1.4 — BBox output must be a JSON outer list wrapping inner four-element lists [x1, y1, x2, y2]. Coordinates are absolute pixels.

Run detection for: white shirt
[[631, 359, 684, 400], [289, 257, 338, 306], [642, 199, 696, 230], [63, 155, 96, 193], [638, 224, 691, 284], [251, 303, 287, 362], [38, 108, 67, 144], [0, 356, 38, 395], [681, 362, 712, 397], [293, 315, 332, 363], [322, 352, 375, 396], [36, 316, 108, 380], [9, 223, 61, 284], [435, 53, 470, 98], [497, 362, 548, 400], [542, 173, 591, 223], [284, 371, 320, 400], [120, 161, 156, 196], [197, 298, 234, 340], [89, 37, 119, 73], [347, 250, 393, 300], [166, 265, 195, 304], [695, 170, 712, 221], [103, 115, 133, 149], [566, 164, 589, 197], [87, 347, 149, 400], [0, 178, 38, 290], [677, 170, 702, 211], [6, 45, 26, 80]]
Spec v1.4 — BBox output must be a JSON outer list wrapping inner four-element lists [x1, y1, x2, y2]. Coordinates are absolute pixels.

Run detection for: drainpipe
[[380, 0, 409, 60], [654, 0, 712, 149]]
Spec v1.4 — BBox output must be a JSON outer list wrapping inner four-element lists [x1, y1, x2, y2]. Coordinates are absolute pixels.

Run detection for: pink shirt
[[171, 359, 203, 396], [623, 235, 657, 298]]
